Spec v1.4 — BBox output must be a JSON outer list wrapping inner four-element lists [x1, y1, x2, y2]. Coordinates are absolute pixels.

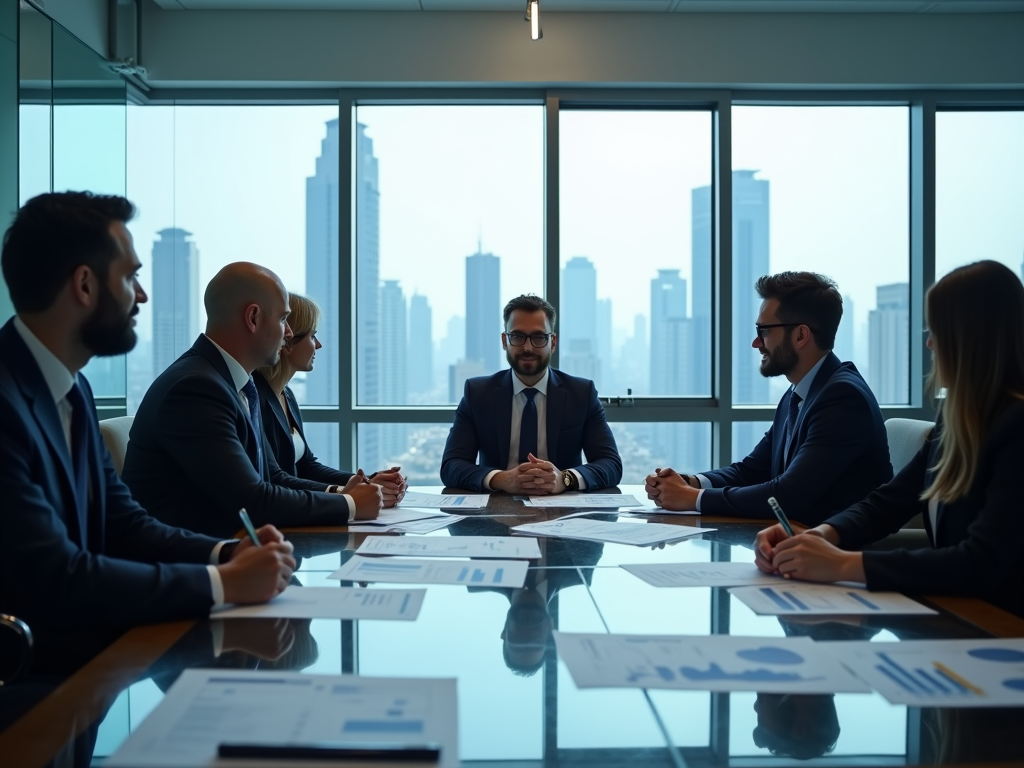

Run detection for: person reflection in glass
[[752, 692, 840, 760]]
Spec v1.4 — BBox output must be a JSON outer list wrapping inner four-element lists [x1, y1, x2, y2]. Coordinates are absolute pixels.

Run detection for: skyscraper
[[597, 298, 613, 394], [379, 280, 408, 462], [151, 228, 200, 379], [465, 249, 500, 371], [868, 283, 909, 404], [408, 293, 433, 397], [649, 269, 698, 466], [834, 294, 855, 363], [560, 256, 601, 387]]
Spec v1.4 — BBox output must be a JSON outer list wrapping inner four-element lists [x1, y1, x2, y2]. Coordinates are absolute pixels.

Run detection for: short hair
[[503, 294, 556, 330], [755, 272, 842, 350], [2, 192, 136, 313], [257, 293, 321, 385]]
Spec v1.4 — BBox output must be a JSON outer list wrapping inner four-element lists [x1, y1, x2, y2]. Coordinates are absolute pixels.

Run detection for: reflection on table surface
[[2, 486, 1022, 767]]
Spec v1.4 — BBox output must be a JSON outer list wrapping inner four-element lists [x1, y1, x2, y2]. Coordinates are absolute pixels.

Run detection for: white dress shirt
[[483, 368, 586, 491], [694, 352, 830, 512], [13, 318, 227, 604], [206, 336, 355, 520]]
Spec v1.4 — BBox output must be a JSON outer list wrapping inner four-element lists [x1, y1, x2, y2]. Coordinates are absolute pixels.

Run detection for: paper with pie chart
[[553, 632, 870, 694], [827, 638, 1024, 707]]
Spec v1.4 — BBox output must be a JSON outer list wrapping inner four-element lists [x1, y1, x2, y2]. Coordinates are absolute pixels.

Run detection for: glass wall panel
[[609, 422, 711, 483], [732, 107, 910, 407], [732, 420, 773, 464], [351, 107, 544, 472], [18, 3, 50, 205], [936, 111, 1024, 282], [356, 423, 451, 485], [125, 105, 340, 418], [560, 110, 713, 400]]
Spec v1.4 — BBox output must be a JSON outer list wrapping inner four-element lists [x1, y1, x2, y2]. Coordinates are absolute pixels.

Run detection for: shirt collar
[[13, 315, 77, 405], [512, 367, 549, 397], [205, 334, 252, 393], [791, 352, 829, 402]]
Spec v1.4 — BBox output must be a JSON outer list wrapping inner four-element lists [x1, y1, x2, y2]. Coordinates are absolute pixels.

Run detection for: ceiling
[[150, 0, 1024, 12]]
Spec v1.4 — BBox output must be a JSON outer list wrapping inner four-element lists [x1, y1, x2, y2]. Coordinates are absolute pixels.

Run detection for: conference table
[[2, 485, 1023, 767]]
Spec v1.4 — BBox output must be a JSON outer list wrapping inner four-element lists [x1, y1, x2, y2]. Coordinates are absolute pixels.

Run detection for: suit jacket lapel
[[193, 335, 262, 474], [546, 369, 566, 464], [493, 371, 514, 470], [784, 353, 841, 465]]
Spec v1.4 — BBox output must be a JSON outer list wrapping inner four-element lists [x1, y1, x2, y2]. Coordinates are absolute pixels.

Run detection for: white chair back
[[884, 418, 934, 475], [99, 416, 134, 477]]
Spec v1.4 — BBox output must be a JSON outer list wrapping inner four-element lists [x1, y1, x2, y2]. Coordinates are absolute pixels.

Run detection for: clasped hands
[[754, 523, 866, 584], [329, 466, 409, 518], [491, 453, 564, 495], [644, 467, 701, 511]]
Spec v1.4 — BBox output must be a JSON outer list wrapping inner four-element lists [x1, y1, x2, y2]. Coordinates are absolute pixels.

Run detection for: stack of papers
[[211, 586, 426, 621], [521, 493, 643, 508], [330, 555, 529, 588], [356, 535, 542, 559], [511, 517, 714, 547], [108, 671, 458, 767], [730, 583, 937, 616]]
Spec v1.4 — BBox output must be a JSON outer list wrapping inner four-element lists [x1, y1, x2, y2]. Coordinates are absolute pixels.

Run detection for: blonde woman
[[254, 293, 407, 506], [754, 260, 1024, 618]]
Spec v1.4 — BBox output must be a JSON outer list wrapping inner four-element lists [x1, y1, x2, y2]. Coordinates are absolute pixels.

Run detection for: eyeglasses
[[506, 331, 552, 348], [754, 323, 812, 341]]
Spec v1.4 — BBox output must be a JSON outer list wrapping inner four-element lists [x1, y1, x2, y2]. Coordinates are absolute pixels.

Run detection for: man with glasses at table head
[[441, 294, 622, 494], [646, 272, 892, 525]]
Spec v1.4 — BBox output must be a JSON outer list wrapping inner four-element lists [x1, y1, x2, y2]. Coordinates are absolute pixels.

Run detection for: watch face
[[563, 472, 571, 486]]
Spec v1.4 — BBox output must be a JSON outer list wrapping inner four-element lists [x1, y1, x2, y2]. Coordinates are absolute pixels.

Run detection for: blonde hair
[[922, 261, 1024, 504], [256, 292, 321, 391]]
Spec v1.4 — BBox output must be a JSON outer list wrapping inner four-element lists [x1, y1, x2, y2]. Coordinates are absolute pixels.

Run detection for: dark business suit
[[122, 335, 350, 538], [0, 320, 219, 643], [440, 368, 622, 491], [699, 353, 892, 525], [252, 371, 353, 486], [826, 400, 1024, 618]]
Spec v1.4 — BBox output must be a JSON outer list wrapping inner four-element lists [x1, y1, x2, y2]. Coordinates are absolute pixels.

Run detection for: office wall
[[36, 0, 108, 59], [137, 8, 1024, 89]]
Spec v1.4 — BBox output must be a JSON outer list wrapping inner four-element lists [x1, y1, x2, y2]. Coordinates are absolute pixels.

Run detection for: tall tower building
[[379, 280, 408, 462], [560, 256, 601, 386], [151, 228, 199, 379], [868, 283, 910, 404], [649, 269, 690, 396], [465, 250, 501, 371], [407, 293, 433, 396], [597, 298, 613, 393]]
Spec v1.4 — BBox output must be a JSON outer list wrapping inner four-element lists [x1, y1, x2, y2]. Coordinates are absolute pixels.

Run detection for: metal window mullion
[[545, 93, 561, 369], [713, 95, 734, 468], [910, 99, 937, 416], [338, 90, 356, 469]]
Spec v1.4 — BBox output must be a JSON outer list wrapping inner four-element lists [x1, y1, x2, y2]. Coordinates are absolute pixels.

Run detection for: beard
[[81, 284, 137, 357], [507, 346, 549, 378], [759, 333, 799, 378]]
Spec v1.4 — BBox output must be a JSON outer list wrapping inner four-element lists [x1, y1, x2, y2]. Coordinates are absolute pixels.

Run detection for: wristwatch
[[561, 469, 580, 492]]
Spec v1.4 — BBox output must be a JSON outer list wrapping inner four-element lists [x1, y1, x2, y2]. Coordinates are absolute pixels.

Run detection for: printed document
[[211, 586, 425, 621], [621, 561, 784, 588], [348, 515, 466, 535], [107, 670, 458, 768], [521, 493, 643, 508], [400, 491, 490, 509], [730, 583, 937, 616], [330, 555, 529, 588], [511, 518, 714, 547], [357, 535, 542, 559], [554, 632, 869, 694]]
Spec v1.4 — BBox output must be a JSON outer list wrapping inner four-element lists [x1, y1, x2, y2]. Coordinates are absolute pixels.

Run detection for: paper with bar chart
[[330, 556, 529, 588], [729, 583, 936, 615], [827, 639, 1024, 707], [520, 493, 643, 508], [553, 632, 870, 694], [356, 535, 542, 559], [621, 561, 783, 588], [511, 518, 713, 547], [107, 670, 458, 768], [211, 586, 425, 621], [400, 491, 490, 508]]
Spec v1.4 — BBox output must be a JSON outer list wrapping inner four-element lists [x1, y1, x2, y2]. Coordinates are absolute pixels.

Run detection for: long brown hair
[[923, 260, 1024, 503]]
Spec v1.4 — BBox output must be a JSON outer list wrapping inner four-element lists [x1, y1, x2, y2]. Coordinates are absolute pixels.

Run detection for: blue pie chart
[[967, 648, 1024, 663], [1002, 679, 1024, 692], [736, 646, 804, 665]]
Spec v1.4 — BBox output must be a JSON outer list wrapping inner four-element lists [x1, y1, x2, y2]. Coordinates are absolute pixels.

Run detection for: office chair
[[99, 416, 134, 477], [0, 614, 33, 685]]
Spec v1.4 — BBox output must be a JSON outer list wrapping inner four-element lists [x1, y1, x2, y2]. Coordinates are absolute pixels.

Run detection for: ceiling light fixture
[[525, 0, 542, 41]]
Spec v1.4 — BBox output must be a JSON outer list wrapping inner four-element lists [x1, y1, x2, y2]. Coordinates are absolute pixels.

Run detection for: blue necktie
[[241, 377, 264, 474], [65, 381, 91, 548], [519, 388, 539, 464], [784, 392, 803, 466]]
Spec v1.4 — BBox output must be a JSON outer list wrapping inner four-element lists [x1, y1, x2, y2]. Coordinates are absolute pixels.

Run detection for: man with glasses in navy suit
[[441, 295, 622, 494], [645, 272, 892, 526]]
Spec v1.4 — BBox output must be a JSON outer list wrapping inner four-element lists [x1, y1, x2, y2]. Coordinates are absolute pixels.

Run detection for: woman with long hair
[[754, 260, 1024, 617], [254, 293, 407, 506]]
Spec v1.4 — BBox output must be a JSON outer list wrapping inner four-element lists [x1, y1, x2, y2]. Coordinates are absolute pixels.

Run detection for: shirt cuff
[[344, 494, 356, 522], [695, 489, 705, 513], [483, 469, 500, 491], [695, 474, 712, 490], [569, 468, 586, 490], [210, 540, 235, 565], [207, 565, 226, 607]]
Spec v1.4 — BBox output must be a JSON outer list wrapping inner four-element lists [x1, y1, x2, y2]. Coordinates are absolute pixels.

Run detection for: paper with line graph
[[729, 583, 936, 616], [330, 555, 529, 588], [828, 639, 1024, 707], [211, 586, 425, 621]]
